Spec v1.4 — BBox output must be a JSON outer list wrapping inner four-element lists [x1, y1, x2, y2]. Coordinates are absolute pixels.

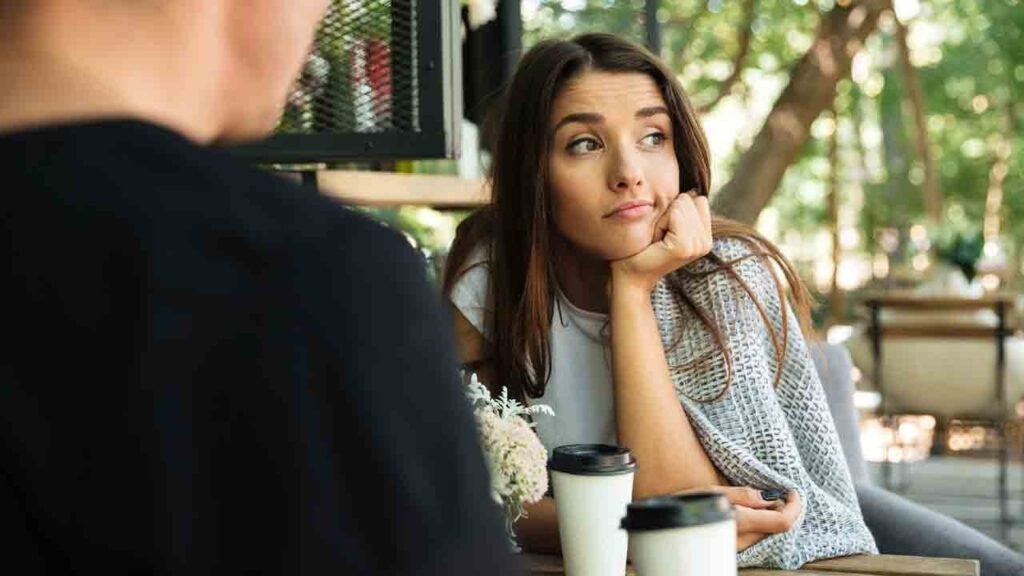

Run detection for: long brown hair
[[444, 33, 812, 402]]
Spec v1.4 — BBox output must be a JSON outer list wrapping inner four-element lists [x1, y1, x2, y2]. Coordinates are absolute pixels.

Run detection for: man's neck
[[0, 5, 223, 142]]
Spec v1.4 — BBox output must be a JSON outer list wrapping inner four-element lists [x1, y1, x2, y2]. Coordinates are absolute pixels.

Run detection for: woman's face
[[547, 70, 680, 262]]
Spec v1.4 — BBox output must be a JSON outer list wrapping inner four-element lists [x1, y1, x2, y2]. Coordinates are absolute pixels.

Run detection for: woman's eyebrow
[[552, 106, 670, 134], [553, 112, 603, 133], [636, 106, 670, 119]]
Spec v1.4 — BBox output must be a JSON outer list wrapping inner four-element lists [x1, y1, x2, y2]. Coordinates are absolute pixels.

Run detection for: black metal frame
[[645, 0, 661, 55], [231, 0, 461, 164]]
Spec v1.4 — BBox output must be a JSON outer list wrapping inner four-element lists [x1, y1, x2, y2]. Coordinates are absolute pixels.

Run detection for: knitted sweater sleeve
[[652, 237, 877, 569]]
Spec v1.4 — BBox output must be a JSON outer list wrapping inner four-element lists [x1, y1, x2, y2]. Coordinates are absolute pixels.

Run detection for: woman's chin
[[603, 238, 653, 261]]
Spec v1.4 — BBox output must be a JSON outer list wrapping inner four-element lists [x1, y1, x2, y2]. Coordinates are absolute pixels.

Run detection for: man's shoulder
[[2, 119, 419, 277], [120, 121, 413, 258], [195, 154, 426, 288], [5, 120, 384, 229]]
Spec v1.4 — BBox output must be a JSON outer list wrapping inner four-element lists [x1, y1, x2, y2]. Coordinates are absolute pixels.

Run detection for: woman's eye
[[641, 132, 666, 147], [567, 137, 601, 154]]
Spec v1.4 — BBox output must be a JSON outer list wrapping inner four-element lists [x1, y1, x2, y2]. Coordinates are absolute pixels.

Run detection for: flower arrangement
[[464, 373, 554, 551]]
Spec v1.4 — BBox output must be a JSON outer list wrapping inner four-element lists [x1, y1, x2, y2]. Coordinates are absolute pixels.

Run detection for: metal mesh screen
[[232, 0, 458, 163], [277, 0, 417, 135]]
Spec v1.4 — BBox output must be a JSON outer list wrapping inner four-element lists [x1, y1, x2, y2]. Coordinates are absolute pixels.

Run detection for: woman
[[444, 33, 876, 569]]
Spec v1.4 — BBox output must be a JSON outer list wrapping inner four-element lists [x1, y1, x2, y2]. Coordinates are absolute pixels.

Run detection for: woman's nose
[[608, 148, 644, 193]]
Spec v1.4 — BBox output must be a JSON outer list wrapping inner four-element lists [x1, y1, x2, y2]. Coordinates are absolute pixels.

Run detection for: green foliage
[[920, 0, 1024, 239], [356, 206, 468, 282], [356, 206, 463, 253], [523, 0, 648, 46]]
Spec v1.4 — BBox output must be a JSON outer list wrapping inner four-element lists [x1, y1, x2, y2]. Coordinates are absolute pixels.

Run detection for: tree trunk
[[849, 85, 877, 250], [983, 104, 1016, 242], [712, 0, 888, 225], [828, 106, 843, 325], [894, 10, 942, 225], [879, 32, 912, 240]]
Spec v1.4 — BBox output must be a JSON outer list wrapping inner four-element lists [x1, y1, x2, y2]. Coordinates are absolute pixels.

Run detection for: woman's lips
[[605, 201, 654, 220]]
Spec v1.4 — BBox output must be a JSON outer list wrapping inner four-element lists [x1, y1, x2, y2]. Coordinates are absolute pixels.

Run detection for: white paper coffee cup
[[549, 444, 638, 576], [621, 492, 737, 576]]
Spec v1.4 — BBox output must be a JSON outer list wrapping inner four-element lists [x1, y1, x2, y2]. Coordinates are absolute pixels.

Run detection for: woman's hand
[[610, 190, 712, 296], [676, 486, 802, 552]]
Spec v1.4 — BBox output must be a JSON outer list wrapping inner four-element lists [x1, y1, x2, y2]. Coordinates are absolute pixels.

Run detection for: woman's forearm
[[515, 497, 561, 553], [609, 279, 725, 497]]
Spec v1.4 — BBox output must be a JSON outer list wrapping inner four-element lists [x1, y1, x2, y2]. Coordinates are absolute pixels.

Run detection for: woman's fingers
[[662, 191, 712, 259], [672, 486, 801, 552], [698, 486, 777, 510], [650, 197, 674, 243], [678, 192, 712, 255], [735, 490, 802, 535], [694, 193, 712, 248], [674, 485, 783, 510]]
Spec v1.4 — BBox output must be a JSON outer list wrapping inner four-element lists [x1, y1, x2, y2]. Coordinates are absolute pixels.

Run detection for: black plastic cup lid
[[620, 492, 735, 531], [548, 444, 638, 476]]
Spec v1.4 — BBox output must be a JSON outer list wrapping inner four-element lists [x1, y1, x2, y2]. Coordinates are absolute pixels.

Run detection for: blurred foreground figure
[[0, 1, 517, 573]]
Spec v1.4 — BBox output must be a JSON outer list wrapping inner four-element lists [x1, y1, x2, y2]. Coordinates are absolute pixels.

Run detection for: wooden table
[[526, 553, 979, 575]]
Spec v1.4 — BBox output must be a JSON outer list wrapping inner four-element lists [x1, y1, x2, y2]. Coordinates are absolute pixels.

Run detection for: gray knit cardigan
[[655, 237, 877, 569]]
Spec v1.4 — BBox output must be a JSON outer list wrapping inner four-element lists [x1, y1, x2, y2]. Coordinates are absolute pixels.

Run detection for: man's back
[[0, 120, 516, 574]]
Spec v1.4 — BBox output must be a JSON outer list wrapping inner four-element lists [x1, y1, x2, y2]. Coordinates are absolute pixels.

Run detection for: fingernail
[[760, 489, 787, 502]]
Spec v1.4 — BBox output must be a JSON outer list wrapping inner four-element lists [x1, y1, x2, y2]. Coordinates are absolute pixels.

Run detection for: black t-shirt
[[0, 120, 520, 574]]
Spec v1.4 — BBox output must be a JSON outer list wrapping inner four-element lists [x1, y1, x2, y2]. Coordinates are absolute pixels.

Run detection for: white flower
[[466, 374, 555, 423], [476, 408, 549, 505], [463, 373, 553, 509]]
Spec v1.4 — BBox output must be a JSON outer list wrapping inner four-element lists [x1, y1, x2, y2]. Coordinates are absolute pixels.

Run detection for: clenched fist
[[610, 190, 712, 295]]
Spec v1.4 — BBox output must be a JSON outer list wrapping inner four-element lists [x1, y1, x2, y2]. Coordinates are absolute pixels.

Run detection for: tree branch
[[712, 0, 889, 225], [696, 0, 757, 114], [893, 4, 942, 225], [827, 105, 843, 323]]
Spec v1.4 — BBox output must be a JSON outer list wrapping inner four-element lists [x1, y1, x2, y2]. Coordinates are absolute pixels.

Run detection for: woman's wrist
[[608, 267, 655, 304]]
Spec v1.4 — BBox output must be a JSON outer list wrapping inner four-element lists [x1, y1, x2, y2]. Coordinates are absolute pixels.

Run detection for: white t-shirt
[[449, 246, 616, 453]]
